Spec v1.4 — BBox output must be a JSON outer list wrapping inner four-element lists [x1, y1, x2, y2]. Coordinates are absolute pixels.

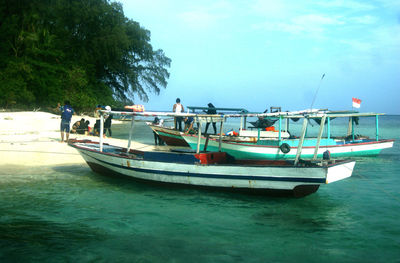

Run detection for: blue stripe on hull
[[80, 150, 326, 184]]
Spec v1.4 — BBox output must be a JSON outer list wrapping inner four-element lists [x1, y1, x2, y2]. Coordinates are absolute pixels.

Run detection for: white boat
[[68, 110, 356, 197]]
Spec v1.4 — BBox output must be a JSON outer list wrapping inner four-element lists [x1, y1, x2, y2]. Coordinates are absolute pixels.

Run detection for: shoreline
[[0, 111, 127, 168]]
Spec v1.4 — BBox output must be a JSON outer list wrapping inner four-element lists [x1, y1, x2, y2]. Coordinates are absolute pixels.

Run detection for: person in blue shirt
[[58, 101, 74, 142]]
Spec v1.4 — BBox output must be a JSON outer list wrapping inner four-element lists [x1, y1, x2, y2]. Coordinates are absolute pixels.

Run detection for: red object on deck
[[195, 152, 227, 164]]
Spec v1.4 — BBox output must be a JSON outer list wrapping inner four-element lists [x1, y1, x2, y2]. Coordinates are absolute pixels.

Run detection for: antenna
[[310, 73, 325, 110]]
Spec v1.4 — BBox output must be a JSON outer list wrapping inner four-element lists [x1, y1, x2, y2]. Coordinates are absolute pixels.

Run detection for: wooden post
[[127, 116, 135, 153], [327, 117, 330, 140], [278, 116, 282, 142], [99, 113, 104, 152], [294, 117, 309, 166], [218, 120, 224, 152], [312, 115, 326, 160], [375, 115, 379, 141], [196, 120, 202, 154], [285, 117, 289, 134], [347, 117, 352, 137]]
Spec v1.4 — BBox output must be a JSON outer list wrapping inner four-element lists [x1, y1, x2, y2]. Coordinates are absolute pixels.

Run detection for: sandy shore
[[0, 111, 132, 168]]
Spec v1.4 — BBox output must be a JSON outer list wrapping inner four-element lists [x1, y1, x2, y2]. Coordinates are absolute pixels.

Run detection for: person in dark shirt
[[204, 103, 217, 134], [184, 116, 195, 134], [104, 111, 113, 137], [77, 118, 86, 134]]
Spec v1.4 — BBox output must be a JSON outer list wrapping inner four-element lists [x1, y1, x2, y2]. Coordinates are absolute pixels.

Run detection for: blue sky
[[116, 0, 400, 114]]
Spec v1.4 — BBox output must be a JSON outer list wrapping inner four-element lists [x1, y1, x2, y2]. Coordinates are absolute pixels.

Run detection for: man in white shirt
[[172, 98, 184, 131]]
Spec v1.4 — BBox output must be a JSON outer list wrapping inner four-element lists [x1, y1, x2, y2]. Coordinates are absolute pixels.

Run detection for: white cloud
[[179, 9, 219, 29], [253, 14, 344, 35], [177, 1, 233, 30], [316, 0, 376, 11], [377, 0, 400, 8], [251, 0, 293, 18], [339, 40, 374, 52], [349, 15, 378, 24]]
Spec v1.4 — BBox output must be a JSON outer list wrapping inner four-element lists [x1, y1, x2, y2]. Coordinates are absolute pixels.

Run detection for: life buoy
[[279, 143, 291, 154]]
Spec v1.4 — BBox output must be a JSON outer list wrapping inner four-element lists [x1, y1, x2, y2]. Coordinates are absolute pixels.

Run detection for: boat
[[147, 122, 290, 146], [68, 110, 356, 197], [181, 111, 394, 160], [147, 122, 190, 147], [147, 106, 290, 146]]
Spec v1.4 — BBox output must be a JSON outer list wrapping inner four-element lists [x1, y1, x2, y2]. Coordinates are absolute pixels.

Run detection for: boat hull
[[183, 134, 394, 160], [148, 124, 189, 146], [69, 141, 355, 197]]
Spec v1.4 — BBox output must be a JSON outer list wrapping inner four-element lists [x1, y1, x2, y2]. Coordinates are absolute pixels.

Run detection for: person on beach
[[204, 103, 217, 134], [83, 120, 91, 135], [58, 101, 74, 142], [93, 120, 101, 136], [71, 120, 81, 134], [77, 118, 88, 134], [173, 98, 184, 131]]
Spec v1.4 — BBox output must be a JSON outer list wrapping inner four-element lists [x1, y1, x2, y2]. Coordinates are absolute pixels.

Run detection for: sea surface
[[1, 115, 400, 262]]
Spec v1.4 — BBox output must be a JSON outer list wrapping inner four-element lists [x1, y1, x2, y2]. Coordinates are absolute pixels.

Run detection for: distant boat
[[182, 133, 394, 160], [69, 109, 356, 197], [147, 122, 291, 147]]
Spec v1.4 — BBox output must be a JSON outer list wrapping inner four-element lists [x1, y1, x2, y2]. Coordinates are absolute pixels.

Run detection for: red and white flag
[[352, 97, 361, 108]]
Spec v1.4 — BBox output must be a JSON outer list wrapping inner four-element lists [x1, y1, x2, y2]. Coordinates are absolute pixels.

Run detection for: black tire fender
[[279, 143, 291, 154]]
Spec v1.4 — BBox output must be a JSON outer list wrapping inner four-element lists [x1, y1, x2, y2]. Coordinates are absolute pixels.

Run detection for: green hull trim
[[187, 141, 383, 160], [157, 131, 183, 140]]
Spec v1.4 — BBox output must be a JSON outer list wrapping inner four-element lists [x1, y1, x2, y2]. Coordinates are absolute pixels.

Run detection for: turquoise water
[[1, 116, 400, 262]]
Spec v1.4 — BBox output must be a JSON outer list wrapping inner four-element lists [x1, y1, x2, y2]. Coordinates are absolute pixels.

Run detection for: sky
[[115, 0, 400, 114]]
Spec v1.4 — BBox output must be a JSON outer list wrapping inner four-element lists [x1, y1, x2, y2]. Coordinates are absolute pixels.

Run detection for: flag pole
[[310, 73, 325, 110]]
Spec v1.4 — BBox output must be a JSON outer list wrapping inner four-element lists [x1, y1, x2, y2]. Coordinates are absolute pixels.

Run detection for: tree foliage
[[0, 0, 171, 112]]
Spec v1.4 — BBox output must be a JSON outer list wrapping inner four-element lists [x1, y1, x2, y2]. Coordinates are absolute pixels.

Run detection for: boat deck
[[70, 139, 336, 168]]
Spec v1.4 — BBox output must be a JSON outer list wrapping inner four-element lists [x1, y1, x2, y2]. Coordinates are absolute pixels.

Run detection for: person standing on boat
[[103, 106, 113, 137], [204, 103, 217, 134], [173, 98, 184, 131], [58, 100, 74, 143]]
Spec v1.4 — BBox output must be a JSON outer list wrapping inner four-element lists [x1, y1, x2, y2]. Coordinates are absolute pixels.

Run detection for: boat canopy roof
[[99, 109, 385, 121], [187, 106, 249, 113]]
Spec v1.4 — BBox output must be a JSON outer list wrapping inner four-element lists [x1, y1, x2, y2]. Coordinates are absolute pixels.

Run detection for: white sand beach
[[0, 111, 130, 168]]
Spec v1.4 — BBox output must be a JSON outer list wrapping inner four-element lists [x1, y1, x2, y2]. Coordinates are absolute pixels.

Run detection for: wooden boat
[[147, 122, 189, 147], [181, 111, 394, 160], [147, 106, 256, 146], [68, 110, 356, 197], [147, 122, 290, 147]]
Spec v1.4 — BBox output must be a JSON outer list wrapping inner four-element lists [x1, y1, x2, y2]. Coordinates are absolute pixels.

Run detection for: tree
[[0, 0, 171, 111]]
